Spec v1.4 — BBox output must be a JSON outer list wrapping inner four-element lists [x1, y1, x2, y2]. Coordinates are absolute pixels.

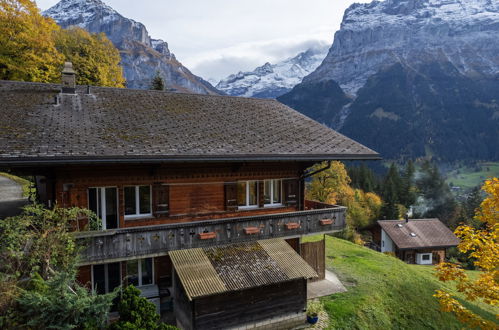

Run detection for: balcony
[[76, 201, 346, 265]]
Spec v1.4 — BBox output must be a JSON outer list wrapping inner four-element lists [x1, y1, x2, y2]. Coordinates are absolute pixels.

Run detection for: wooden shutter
[[153, 183, 169, 217], [283, 179, 299, 207], [224, 182, 238, 211]]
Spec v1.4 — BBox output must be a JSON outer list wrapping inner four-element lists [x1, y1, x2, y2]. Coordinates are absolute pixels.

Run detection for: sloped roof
[[0, 80, 379, 165], [378, 219, 460, 250], [169, 238, 317, 300]]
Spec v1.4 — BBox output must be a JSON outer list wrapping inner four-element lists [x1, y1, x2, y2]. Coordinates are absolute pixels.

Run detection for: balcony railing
[[76, 201, 346, 265]]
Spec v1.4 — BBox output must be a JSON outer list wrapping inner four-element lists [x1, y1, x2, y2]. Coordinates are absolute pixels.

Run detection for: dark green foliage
[[15, 271, 115, 329], [110, 285, 175, 330], [150, 71, 165, 91], [348, 163, 378, 193], [380, 163, 403, 219], [400, 160, 417, 207]]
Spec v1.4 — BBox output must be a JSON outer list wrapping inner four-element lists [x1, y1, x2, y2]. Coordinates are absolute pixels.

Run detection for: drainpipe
[[298, 161, 332, 210]]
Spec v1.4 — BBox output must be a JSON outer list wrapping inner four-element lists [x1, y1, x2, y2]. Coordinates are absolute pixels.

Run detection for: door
[[88, 187, 118, 230]]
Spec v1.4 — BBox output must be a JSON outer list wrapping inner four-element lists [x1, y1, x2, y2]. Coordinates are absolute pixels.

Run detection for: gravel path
[[0, 175, 27, 219]]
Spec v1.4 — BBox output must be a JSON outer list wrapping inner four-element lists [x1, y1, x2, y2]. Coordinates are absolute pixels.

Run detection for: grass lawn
[[305, 235, 498, 329], [445, 162, 499, 191]]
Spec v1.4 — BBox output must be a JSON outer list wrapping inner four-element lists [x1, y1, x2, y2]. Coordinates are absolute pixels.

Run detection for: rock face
[[279, 0, 499, 161], [44, 0, 219, 94], [216, 45, 328, 98], [305, 0, 499, 96]]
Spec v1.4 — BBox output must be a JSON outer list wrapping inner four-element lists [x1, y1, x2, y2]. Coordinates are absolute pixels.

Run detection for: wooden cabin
[[0, 68, 379, 329], [376, 219, 459, 265]]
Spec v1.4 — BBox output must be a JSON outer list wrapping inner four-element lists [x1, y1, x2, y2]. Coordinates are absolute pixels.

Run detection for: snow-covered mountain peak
[[216, 44, 329, 98]]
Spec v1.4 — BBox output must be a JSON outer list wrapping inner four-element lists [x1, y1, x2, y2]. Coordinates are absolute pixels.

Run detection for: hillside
[[309, 236, 497, 329], [278, 0, 499, 161]]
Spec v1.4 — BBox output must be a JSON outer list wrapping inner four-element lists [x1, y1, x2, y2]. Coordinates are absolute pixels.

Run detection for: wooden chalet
[[376, 219, 460, 265], [0, 64, 379, 329]]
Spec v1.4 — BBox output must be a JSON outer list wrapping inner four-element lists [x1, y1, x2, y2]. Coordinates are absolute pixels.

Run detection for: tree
[[150, 71, 165, 91], [55, 27, 125, 87], [0, 203, 106, 327], [434, 178, 499, 329], [0, 0, 63, 82], [110, 285, 176, 330], [400, 160, 417, 207], [380, 163, 403, 219]]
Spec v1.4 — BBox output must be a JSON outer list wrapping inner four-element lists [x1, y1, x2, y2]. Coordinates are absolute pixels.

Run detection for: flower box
[[285, 222, 300, 230], [320, 219, 334, 226], [198, 232, 216, 240], [243, 227, 260, 235]]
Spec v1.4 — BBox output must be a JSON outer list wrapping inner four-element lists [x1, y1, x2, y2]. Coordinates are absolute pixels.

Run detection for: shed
[[169, 238, 317, 330]]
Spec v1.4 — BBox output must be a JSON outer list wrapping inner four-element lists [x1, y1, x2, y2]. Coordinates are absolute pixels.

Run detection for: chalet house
[[0, 64, 379, 329], [376, 219, 460, 265]]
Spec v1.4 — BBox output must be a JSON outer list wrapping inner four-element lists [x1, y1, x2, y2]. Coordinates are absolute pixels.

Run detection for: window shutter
[[225, 182, 238, 211], [283, 179, 299, 206], [153, 183, 169, 217]]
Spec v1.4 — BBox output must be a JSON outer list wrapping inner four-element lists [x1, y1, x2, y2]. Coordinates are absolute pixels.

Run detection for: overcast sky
[[36, 0, 370, 82]]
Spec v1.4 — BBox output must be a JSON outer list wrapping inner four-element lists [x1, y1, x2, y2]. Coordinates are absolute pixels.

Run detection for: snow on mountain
[[216, 44, 329, 98], [44, 0, 219, 94], [305, 0, 499, 95]]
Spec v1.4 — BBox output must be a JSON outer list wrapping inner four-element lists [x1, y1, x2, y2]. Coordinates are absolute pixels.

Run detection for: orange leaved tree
[[434, 177, 498, 329]]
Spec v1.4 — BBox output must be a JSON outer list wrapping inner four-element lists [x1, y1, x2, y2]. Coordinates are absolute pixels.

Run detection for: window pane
[[93, 264, 106, 294], [88, 188, 98, 215], [248, 181, 257, 205], [422, 254, 430, 260], [126, 260, 139, 287], [139, 186, 151, 214], [105, 188, 118, 229], [124, 187, 136, 215], [237, 182, 247, 206], [107, 262, 121, 292], [273, 180, 281, 204], [141, 258, 153, 285], [264, 180, 271, 204]]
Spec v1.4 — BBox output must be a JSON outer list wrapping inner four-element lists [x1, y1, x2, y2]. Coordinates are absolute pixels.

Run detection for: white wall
[[381, 229, 395, 253], [416, 253, 433, 265]]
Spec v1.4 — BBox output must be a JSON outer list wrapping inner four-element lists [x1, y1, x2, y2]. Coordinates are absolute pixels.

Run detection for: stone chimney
[[61, 62, 76, 94]]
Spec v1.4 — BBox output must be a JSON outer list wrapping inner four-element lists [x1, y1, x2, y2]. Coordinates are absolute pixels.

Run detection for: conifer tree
[[400, 160, 417, 208], [150, 71, 165, 90]]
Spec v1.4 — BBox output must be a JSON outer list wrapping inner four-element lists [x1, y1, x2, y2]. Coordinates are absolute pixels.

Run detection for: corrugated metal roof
[[169, 248, 227, 300], [169, 239, 317, 300], [259, 238, 318, 280]]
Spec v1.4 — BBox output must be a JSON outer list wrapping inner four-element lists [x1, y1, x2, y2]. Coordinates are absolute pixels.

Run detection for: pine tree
[[400, 160, 417, 208], [150, 71, 165, 90]]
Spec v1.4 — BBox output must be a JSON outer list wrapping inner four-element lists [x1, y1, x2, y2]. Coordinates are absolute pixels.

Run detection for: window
[[127, 258, 153, 287], [125, 185, 152, 218], [422, 254, 430, 261], [264, 179, 282, 206], [237, 181, 258, 208], [88, 187, 118, 229], [92, 262, 121, 294]]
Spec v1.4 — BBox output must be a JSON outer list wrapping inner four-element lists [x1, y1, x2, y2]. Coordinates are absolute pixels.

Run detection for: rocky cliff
[[279, 0, 499, 161], [44, 0, 219, 94]]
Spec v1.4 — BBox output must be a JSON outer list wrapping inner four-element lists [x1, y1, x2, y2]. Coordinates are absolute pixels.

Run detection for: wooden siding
[[77, 206, 346, 265], [300, 239, 326, 280]]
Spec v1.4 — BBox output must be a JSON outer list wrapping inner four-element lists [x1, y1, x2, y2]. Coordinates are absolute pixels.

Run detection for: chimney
[[61, 62, 76, 94], [405, 214, 409, 223]]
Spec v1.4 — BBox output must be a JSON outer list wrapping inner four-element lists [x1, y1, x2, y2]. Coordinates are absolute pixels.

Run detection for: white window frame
[[264, 179, 282, 207], [87, 187, 119, 230], [91, 262, 122, 293], [124, 185, 152, 219], [416, 252, 433, 265], [238, 180, 258, 210], [126, 258, 155, 287]]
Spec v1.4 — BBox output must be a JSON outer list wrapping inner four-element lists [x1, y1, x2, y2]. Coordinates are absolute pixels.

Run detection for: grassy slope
[[306, 235, 497, 329], [445, 162, 499, 191]]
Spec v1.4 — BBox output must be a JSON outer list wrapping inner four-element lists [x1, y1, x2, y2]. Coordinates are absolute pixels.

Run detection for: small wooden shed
[[169, 238, 318, 330]]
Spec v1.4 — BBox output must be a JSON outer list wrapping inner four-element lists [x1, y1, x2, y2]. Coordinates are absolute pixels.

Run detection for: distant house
[[0, 64, 379, 329], [376, 219, 459, 265]]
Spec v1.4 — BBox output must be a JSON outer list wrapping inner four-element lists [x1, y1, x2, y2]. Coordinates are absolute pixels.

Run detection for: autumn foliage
[[434, 177, 499, 329], [0, 0, 124, 87]]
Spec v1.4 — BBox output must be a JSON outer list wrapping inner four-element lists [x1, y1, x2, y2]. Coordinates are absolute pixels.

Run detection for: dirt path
[[0, 175, 27, 219]]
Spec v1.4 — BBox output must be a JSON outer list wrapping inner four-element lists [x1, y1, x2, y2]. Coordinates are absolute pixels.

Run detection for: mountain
[[279, 0, 499, 161], [44, 0, 219, 94], [216, 44, 328, 98]]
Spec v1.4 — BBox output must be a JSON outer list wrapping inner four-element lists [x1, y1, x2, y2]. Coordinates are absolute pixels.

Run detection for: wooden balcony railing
[[76, 201, 346, 265]]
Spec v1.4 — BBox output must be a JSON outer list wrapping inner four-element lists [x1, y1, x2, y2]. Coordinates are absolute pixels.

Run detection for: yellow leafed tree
[[0, 0, 63, 82], [54, 27, 125, 87], [434, 177, 499, 329]]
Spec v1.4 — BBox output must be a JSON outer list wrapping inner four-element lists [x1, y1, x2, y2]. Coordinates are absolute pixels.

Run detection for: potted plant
[[306, 300, 321, 324]]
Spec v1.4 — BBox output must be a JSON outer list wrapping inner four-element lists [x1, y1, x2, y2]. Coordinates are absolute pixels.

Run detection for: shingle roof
[[169, 238, 317, 300], [378, 219, 460, 250], [0, 80, 379, 165]]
